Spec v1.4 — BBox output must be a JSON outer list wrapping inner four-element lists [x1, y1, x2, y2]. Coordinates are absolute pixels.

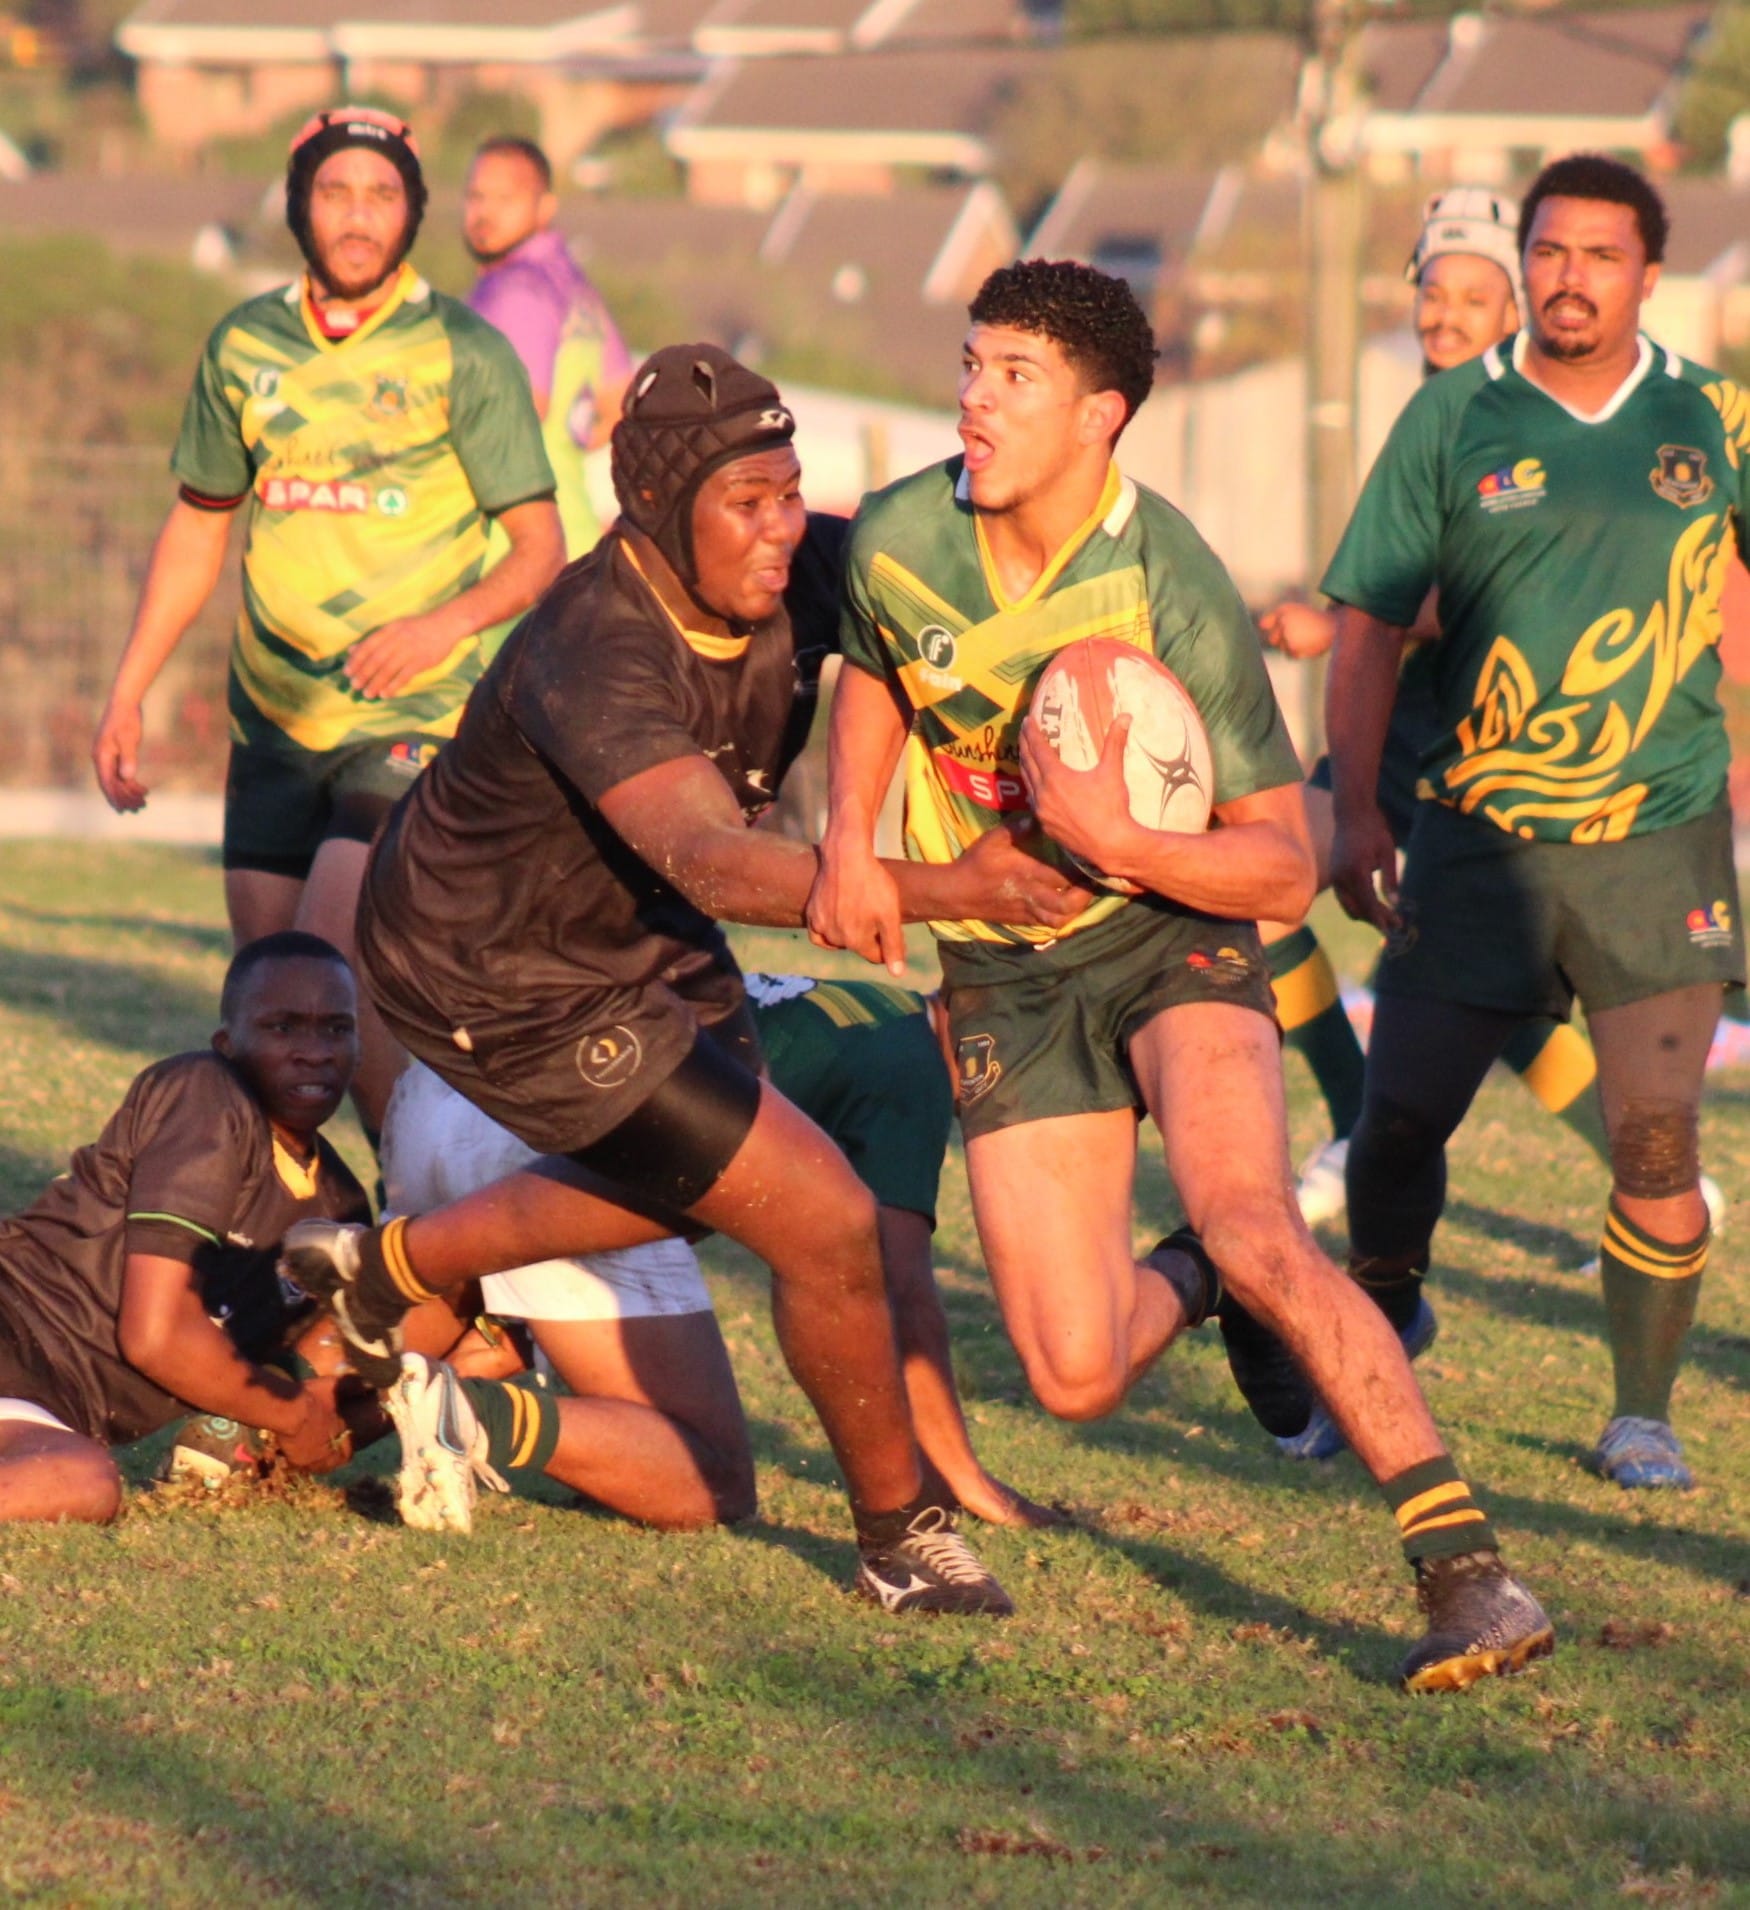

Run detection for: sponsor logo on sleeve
[[1476, 458, 1546, 514]]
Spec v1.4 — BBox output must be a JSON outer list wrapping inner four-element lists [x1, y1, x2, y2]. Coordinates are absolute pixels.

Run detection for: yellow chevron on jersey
[[842, 459, 1299, 946], [174, 265, 553, 754]]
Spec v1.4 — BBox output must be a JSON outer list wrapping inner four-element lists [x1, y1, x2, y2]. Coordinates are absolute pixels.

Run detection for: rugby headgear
[[285, 106, 427, 276], [611, 344, 796, 593], [1406, 187, 1524, 313]]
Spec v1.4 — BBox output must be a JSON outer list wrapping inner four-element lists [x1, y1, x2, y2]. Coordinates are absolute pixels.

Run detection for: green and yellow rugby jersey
[[1323, 333, 1750, 844], [172, 265, 554, 754], [841, 458, 1300, 946]]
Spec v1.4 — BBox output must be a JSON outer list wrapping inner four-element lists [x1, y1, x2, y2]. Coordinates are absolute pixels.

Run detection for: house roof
[[1028, 160, 1219, 267], [0, 173, 272, 257], [1354, 18, 1450, 114], [1657, 176, 1750, 277], [1417, 6, 1709, 120]]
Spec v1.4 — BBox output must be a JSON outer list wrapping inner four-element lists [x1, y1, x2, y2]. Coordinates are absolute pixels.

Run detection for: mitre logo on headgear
[[757, 407, 793, 433]]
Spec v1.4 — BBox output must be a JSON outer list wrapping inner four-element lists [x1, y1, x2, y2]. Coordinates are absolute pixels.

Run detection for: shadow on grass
[[0, 899, 231, 964], [1442, 1195, 1594, 1271], [0, 1682, 457, 1903], [0, 1140, 63, 1213], [0, 944, 218, 1056]]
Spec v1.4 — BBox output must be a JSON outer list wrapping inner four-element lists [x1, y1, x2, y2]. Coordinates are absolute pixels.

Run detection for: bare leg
[[0, 1419, 122, 1524], [225, 867, 302, 948], [963, 1109, 1190, 1421], [296, 838, 405, 1136], [401, 1084, 922, 1519], [530, 1313, 755, 1529], [1133, 1002, 1448, 1481], [878, 1206, 1063, 1527]]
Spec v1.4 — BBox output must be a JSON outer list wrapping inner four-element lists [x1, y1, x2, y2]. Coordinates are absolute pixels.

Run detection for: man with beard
[[92, 108, 564, 1136], [463, 135, 632, 558], [1324, 154, 1749, 1491]]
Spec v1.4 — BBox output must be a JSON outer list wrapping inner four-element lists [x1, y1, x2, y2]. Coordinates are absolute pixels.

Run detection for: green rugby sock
[[1500, 1018, 1610, 1166], [1384, 1457, 1497, 1564], [460, 1375, 562, 1478], [1267, 927, 1365, 1139], [1597, 1199, 1707, 1422]]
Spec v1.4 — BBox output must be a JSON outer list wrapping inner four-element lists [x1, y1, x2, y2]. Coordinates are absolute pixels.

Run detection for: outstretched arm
[[118, 1254, 352, 1471], [93, 498, 235, 812], [596, 751, 1092, 944]]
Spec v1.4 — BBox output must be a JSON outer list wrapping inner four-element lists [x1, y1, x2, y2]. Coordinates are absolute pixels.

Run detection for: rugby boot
[[278, 1219, 408, 1388], [1216, 1293, 1313, 1439], [1277, 1297, 1439, 1462], [855, 1505, 1015, 1616], [1399, 1550, 1555, 1693], [1591, 1415, 1693, 1491]]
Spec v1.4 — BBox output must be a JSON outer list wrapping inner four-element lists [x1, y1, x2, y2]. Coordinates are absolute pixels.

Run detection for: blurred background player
[[282, 346, 1090, 1614], [0, 933, 366, 1523], [464, 135, 632, 561], [91, 107, 564, 1137], [1323, 156, 1747, 1493], [810, 260, 1552, 1691], [1259, 190, 1623, 1231], [367, 974, 1057, 1531]]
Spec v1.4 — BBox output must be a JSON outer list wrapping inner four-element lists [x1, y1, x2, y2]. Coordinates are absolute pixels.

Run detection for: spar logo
[[1686, 898, 1734, 948], [1476, 458, 1547, 514], [935, 748, 1027, 813], [257, 475, 370, 513]]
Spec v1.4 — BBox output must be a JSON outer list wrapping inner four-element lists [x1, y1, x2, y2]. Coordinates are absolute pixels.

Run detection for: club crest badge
[[1650, 445, 1713, 508], [955, 1033, 1002, 1105]]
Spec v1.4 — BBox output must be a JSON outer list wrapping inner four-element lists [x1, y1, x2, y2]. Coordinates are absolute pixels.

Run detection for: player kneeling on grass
[[352, 976, 1058, 1536], [0, 933, 367, 1522], [282, 345, 1092, 1616], [808, 259, 1554, 1691]]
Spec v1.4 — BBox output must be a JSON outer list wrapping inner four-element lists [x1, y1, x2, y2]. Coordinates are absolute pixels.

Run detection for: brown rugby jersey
[[0, 1053, 368, 1442], [358, 515, 847, 1057]]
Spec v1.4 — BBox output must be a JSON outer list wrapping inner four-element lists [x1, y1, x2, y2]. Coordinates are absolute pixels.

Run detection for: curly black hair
[[1518, 153, 1667, 265], [968, 259, 1157, 429]]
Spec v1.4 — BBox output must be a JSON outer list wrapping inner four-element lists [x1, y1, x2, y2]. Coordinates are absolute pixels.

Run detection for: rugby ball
[[1028, 638, 1213, 893], [158, 1414, 276, 1489]]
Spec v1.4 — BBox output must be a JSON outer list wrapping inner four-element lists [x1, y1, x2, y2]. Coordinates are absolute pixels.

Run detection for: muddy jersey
[[0, 1054, 367, 1443], [841, 458, 1300, 947], [172, 264, 554, 755], [1322, 333, 1750, 843], [358, 516, 848, 1050]]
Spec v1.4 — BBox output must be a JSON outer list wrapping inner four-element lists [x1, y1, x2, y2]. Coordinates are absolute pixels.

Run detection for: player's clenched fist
[[93, 699, 149, 813]]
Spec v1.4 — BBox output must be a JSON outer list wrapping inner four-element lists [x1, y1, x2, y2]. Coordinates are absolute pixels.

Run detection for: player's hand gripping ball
[[1027, 638, 1213, 893]]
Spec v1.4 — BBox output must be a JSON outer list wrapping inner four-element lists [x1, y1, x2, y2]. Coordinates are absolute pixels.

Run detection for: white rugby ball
[[1028, 637, 1214, 893]]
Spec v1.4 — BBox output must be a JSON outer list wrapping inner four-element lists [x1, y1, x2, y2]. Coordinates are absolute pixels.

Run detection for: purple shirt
[[467, 229, 630, 449]]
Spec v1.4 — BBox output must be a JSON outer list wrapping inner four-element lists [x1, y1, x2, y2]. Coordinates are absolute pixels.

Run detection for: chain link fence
[[0, 443, 239, 792]]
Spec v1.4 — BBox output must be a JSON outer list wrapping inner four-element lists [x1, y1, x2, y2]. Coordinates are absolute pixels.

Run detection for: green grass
[[0, 843, 1745, 1907]]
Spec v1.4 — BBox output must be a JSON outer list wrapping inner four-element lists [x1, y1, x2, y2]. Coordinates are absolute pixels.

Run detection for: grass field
[[0, 841, 1745, 1908]]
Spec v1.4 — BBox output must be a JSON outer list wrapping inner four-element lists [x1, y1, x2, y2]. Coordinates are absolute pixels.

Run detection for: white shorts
[[381, 1063, 715, 1324], [0, 1397, 74, 1433]]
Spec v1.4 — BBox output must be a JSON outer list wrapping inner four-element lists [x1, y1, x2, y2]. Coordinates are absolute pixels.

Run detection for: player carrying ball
[[282, 344, 1091, 1614], [808, 259, 1553, 1690]]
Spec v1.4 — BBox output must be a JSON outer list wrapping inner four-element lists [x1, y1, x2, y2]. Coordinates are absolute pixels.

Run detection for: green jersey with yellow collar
[[1322, 332, 1750, 844], [172, 264, 553, 755], [840, 457, 1300, 947]]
